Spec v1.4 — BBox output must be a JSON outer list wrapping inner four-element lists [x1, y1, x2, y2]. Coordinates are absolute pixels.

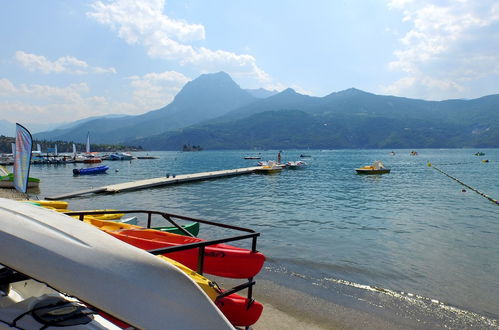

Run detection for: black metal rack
[[65, 209, 262, 328]]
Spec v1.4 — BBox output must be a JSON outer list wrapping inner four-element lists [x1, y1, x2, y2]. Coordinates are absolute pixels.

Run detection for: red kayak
[[100, 293, 263, 328], [216, 293, 263, 327], [109, 229, 265, 279]]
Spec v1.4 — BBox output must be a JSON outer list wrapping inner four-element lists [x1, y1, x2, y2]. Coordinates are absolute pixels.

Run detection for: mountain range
[[34, 72, 499, 149]]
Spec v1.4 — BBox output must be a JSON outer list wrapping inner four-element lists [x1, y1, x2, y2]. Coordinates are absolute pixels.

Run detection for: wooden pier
[[46, 166, 262, 200]]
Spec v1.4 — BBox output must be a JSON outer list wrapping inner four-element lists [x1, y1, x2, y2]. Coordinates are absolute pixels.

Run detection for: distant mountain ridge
[[56, 114, 130, 130], [245, 88, 278, 99], [128, 87, 499, 149], [0, 120, 14, 137], [34, 71, 499, 149], [34, 72, 257, 144]]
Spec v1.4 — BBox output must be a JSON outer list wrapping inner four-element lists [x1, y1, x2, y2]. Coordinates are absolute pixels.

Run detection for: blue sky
[[1, 0, 499, 126]]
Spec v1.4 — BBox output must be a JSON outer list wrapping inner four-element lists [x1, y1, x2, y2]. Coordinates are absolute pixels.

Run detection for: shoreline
[[215, 267, 499, 329], [249, 279, 406, 330], [216, 277, 408, 330], [3, 188, 498, 329], [0, 189, 407, 329]]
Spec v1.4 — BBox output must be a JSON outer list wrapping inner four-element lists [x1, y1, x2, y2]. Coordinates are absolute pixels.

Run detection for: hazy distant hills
[[34, 71, 499, 149], [245, 88, 278, 99], [128, 84, 499, 149], [0, 120, 14, 137]]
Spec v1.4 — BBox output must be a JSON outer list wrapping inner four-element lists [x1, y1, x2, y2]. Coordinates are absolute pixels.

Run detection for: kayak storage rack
[[66, 209, 261, 322]]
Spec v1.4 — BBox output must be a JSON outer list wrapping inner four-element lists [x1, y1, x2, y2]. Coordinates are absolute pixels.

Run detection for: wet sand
[[0, 188, 28, 200], [217, 274, 498, 329], [251, 280, 405, 330], [214, 278, 408, 330]]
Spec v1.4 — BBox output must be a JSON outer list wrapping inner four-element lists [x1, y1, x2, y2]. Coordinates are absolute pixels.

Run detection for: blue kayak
[[73, 165, 109, 175]]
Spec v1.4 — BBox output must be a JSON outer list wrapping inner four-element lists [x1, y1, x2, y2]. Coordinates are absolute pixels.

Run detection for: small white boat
[[356, 161, 390, 174], [107, 152, 134, 161], [83, 154, 102, 163], [0, 154, 14, 165], [255, 161, 283, 174], [0, 198, 233, 329], [286, 161, 307, 169], [73, 154, 87, 163]]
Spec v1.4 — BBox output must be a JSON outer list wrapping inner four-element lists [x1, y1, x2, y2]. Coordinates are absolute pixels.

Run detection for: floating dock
[[46, 166, 262, 200]]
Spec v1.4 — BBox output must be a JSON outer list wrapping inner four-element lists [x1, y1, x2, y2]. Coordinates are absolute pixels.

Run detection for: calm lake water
[[24, 149, 499, 326]]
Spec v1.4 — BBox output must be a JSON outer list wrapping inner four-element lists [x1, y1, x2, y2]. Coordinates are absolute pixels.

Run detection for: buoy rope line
[[430, 162, 475, 166], [428, 163, 499, 206]]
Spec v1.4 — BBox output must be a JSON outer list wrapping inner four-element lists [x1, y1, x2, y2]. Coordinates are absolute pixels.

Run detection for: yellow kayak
[[24, 200, 69, 209], [159, 256, 219, 300], [62, 209, 125, 221], [82, 218, 140, 231], [157, 256, 263, 326], [27, 200, 124, 221]]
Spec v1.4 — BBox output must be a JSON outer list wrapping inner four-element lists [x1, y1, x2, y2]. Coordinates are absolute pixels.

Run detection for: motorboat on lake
[[255, 161, 283, 174], [73, 165, 109, 175], [83, 154, 102, 163], [356, 161, 390, 175], [286, 161, 307, 169], [107, 152, 134, 161], [137, 155, 160, 159]]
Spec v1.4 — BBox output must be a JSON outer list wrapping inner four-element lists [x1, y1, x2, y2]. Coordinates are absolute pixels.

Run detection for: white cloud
[[88, 0, 272, 84], [0, 70, 191, 124], [0, 78, 123, 123], [0, 78, 16, 93], [14, 51, 116, 74], [128, 70, 190, 109], [388, 0, 413, 9], [384, 0, 499, 99], [89, 0, 205, 43]]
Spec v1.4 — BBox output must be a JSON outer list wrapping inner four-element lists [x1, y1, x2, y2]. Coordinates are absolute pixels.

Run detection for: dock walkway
[[46, 166, 261, 200]]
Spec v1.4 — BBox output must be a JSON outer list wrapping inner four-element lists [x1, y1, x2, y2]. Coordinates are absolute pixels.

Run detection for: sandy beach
[[0, 188, 29, 200], [216, 278, 408, 330]]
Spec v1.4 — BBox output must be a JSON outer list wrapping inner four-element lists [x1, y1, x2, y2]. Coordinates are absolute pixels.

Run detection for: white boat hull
[[0, 278, 120, 329], [0, 198, 233, 329]]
